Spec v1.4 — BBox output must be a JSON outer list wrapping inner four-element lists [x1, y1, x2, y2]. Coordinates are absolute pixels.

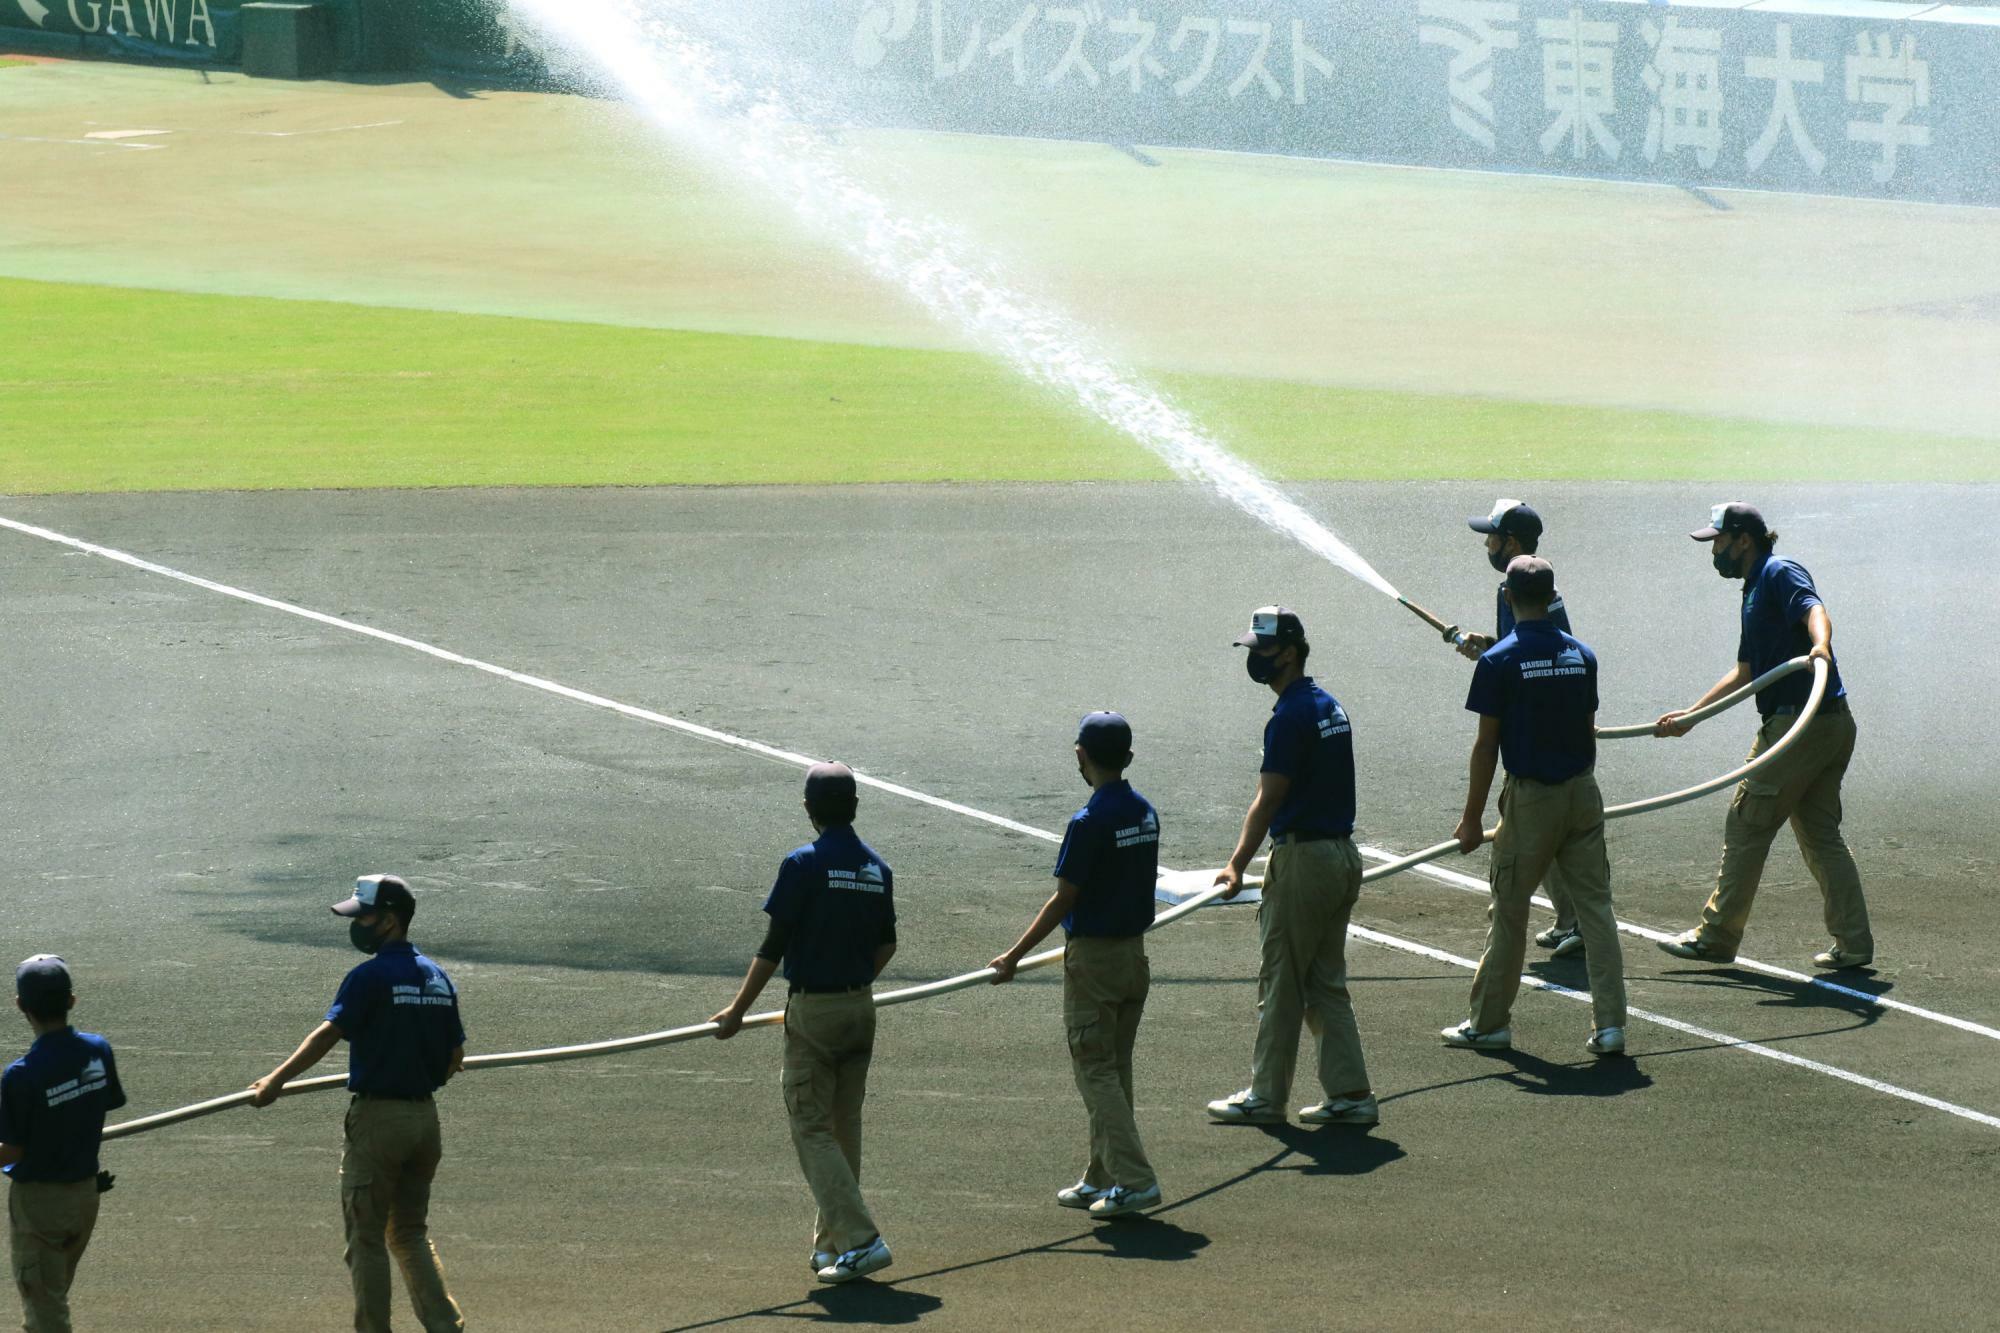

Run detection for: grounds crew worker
[[990, 712, 1162, 1219], [1207, 607, 1377, 1128], [1458, 498, 1584, 961], [712, 762, 898, 1284], [250, 874, 467, 1333], [1442, 557, 1628, 1056], [2, 956, 125, 1333], [1654, 503, 1874, 970]]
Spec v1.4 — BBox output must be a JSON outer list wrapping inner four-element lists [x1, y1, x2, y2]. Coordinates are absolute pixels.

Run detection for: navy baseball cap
[[1505, 555, 1556, 602], [332, 874, 416, 921], [15, 955, 71, 1007], [1233, 605, 1307, 650], [1075, 711, 1133, 765], [1691, 502, 1768, 541], [803, 762, 857, 808], [1469, 498, 1544, 542]]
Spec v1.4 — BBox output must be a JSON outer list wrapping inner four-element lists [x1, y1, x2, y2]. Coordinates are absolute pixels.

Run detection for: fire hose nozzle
[[1398, 596, 1465, 647]]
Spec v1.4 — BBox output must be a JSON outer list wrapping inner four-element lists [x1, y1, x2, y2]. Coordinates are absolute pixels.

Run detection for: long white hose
[[101, 658, 1825, 1143], [1597, 657, 1811, 739]]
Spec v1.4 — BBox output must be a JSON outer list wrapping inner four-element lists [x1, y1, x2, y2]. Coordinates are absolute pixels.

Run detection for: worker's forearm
[[1002, 893, 1072, 964], [1690, 662, 1753, 711], [1228, 795, 1280, 873], [722, 956, 780, 1018], [267, 1023, 340, 1086]]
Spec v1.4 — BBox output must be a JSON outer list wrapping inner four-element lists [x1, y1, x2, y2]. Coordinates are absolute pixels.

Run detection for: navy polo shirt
[[1054, 779, 1159, 939], [0, 1029, 126, 1183], [1738, 554, 1846, 716], [1262, 677, 1357, 839], [1466, 619, 1599, 784], [1496, 582, 1572, 639], [763, 825, 897, 991], [326, 942, 466, 1098]]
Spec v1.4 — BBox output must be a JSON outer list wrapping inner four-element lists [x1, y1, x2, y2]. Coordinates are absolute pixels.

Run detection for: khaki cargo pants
[[1695, 709, 1871, 958], [782, 989, 879, 1257], [341, 1096, 464, 1333], [1063, 935, 1155, 1192], [1251, 837, 1370, 1105], [9, 1178, 98, 1333], [1469, 771, 1627, 1034]]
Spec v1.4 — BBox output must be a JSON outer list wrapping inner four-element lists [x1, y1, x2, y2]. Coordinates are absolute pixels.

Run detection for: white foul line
[[3, 512, 1994, 1133], [1358, 845, 2000, 1046], [0, 133, 165, 151], [236, 120, 405, 138], [0, 515, 1056, 847], [1348, 925, 2000, 1131]]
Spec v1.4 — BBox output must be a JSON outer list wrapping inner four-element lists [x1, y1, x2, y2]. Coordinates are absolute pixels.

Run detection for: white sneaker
[[1087, 1183, 1162, 1218], [1440, 1021, 1512, 1050], [1586, 1026, 1626, 1056], [1055, 1180, 1107, 1210], [1206, 1089, 1283, 1124], [815, 1236, 891, 1284], [1298, 1094, 1378, 1125], [810, 1249, 835, 1272]]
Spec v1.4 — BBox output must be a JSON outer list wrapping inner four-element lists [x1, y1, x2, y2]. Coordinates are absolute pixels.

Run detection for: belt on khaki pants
[[1272, 831, 1350, 846]]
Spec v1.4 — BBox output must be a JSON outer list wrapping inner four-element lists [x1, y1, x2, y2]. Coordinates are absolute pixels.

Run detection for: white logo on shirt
[[1318, 705, 1352, 740], [827, 863, 888, 895], [391, 983, 459, 1008], [44, 1059, 109, 1108], [1519, 653, 1588, 680], [1115, 811, 1160, 848]]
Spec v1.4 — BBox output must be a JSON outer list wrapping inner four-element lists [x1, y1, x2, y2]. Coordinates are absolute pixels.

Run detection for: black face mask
[[1713, 544, 1743, 578], [349, 919, 386, 955], [1246, 650, 1284, 684], [1487, 546, 1511, 574]]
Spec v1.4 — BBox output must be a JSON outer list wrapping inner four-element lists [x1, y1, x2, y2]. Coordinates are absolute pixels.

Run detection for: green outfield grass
[[3, 277, 1991, 494]]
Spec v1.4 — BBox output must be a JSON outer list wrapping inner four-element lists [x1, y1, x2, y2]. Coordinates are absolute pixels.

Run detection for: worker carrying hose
[[1654, 503, 1874, 971], [3, 955, 125, 1333], [1460, 498, 1585, 962], [1442, 557, 1628, 1057], [1207, 607, 1378, 1129], [249, 874, 467, 1333], [711, 763, 898, 1285], [989, 711, 1162, 1219]]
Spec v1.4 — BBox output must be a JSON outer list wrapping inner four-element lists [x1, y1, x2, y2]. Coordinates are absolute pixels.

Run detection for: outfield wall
[[0, 0, 508, 73], [4, 0, 1995, 204], [834, 0, 2000, 205]]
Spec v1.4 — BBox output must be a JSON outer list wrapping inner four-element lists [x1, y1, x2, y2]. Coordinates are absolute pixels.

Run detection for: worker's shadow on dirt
[[788, 1284, 947, 1324], [1385, 1050, 1653, 1105], [658, 1282, 944, 1330], [1247, 1122, 1409, 1177], [1650, 965, 1890, 1023]]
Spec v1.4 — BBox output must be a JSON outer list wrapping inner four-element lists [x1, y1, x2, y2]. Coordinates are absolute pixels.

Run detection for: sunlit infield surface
[[3, 0, 1999, 1327]]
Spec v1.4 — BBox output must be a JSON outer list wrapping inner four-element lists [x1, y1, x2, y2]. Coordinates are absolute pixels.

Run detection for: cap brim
[[1689, 527, 1723, 540], [1467, 516, 1501, 533], [1232, 632, 1272, 648], [330, 896, 369, 917]]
